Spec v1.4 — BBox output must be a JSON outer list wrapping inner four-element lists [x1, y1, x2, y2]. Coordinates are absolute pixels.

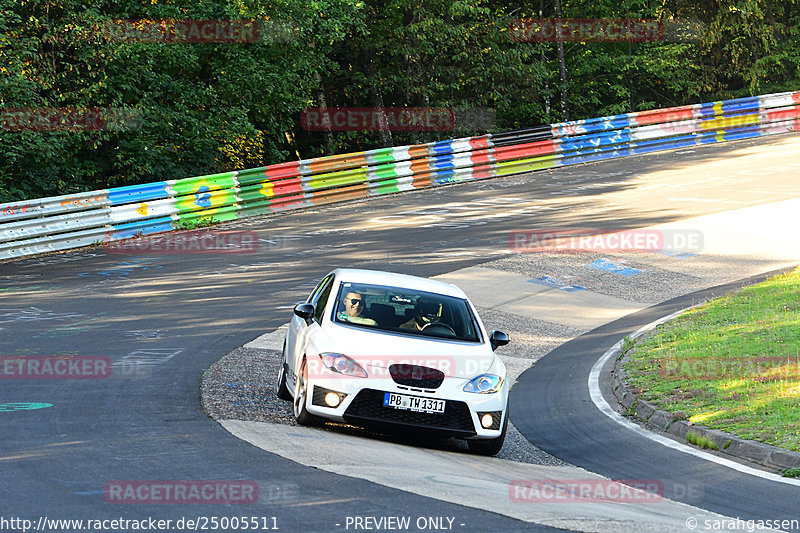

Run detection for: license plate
[[383, 392, 445, 414]]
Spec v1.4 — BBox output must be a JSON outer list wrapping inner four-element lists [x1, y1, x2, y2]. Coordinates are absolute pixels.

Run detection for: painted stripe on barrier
[[263, 161, 301, 180], [0, 199, 45, 222], [629, 105, 695, 126], [236, 167, 274, 187], [494, 154, 559, 176], [0, 209, 112, 243], [365, 147, 397, 165], [172, 172, 238, 223], [108, 182, 171, 205], [0, 226, 111, 260], [303, 167, 367, 190], [109, 197, 177, 224], [493, 139, 558, 162], [430, 140, 454, 155], [307, 152, 367, 174], [110, 216, 175, 240], [629, 119, 698, 140]]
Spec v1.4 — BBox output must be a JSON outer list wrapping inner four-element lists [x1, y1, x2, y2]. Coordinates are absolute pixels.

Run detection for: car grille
[[343, 389, 476, 437], [389, 364, 444, 389]]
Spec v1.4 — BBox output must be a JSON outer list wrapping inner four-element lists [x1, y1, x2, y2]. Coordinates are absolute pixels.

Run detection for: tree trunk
[[313, 71, 335, 156], [553, 0, 569, 121], [364, 54, 393, 147], [540, 0, 551, 122]]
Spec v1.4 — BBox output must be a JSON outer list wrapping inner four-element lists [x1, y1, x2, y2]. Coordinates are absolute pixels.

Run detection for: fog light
[[324, 392, 342, 407], [481, 413, 494, 429]]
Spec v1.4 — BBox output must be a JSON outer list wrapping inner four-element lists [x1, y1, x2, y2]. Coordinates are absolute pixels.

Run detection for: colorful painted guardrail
[[1, 90, 799, 260]]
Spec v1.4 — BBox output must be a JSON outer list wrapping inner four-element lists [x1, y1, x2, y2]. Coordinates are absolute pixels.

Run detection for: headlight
[[319, 353, 367, 378], [463, 373, 503, 394]]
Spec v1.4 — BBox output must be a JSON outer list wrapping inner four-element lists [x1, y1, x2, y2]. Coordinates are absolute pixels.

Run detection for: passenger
[[339, 291, 378, 326]]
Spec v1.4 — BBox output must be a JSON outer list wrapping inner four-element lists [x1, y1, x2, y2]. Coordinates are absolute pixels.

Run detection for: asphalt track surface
[[511, 269, 800, 530], [1, 134, 799, 531]]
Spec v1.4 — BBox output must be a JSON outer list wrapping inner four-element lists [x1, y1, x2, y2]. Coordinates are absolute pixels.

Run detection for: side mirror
[[294, 303, 315, 325], [489, 330, 510, 351]]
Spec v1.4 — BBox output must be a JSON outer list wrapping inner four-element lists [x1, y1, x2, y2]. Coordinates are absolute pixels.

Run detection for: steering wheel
[[421, 322, 456, 335]]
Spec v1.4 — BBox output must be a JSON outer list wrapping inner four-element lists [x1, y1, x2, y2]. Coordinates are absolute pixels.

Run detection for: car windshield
[[333, 282, 481, 342]]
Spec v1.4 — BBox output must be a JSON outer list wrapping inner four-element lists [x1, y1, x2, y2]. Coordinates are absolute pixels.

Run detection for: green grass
[[174, 216, 218, 230], [624, 266, 800, 452], [686, 432, 719, 450], [619, 335, 635, 359]]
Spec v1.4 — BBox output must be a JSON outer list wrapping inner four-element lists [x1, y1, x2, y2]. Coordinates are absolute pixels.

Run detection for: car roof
[[330, 268, 467, 299]]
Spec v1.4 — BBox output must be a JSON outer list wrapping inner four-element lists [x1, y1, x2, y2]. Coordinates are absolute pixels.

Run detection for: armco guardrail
[[1, 90, 798, 260]]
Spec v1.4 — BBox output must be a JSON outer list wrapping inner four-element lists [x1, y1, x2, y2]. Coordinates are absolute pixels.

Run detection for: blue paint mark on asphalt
[[557, 285, 585, 293], [0, 402, 53, 412], [659, 249, 698, 260], [75, 490, 105, 496], [225, 382, 272, 410], [77, 258, 164, 278], [527, 276, 586, 292], [587, 259, 643, 276], [234, 400, 270, 410]]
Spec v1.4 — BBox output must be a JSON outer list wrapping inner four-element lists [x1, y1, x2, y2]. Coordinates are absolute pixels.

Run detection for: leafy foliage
[[1, 0, 798, 202]]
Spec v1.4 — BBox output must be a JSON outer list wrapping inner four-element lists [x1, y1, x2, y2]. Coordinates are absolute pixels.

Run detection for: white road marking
[[588, 309, 800, 487]]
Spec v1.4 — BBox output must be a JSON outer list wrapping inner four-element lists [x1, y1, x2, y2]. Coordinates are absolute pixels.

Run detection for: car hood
[[311, 322, 500, 380]]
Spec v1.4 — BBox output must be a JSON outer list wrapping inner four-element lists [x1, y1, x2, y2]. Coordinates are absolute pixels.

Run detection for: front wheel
[[293, 359, 318, 426], [467, 412, 508, 456]]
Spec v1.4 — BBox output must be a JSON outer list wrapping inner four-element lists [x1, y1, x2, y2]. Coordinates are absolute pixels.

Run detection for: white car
[[275, 268, 510, 455]]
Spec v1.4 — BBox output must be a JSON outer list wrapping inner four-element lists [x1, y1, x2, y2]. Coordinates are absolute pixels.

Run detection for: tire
[[292, 359, 318, 426], [467, 411, 508, 456], [275, 342, 292, 401]]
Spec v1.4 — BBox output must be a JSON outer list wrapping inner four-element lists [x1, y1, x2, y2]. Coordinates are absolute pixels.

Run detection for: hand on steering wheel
[[421, 322, 456, 335]]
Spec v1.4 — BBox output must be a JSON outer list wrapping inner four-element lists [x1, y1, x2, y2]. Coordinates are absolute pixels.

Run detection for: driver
[[399, 298, 442, 331], [337, 290, 378, 326]]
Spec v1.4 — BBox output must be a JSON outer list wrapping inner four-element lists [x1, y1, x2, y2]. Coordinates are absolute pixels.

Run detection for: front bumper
[[304, 376, 508, 439], [343, 388, 477, 437]]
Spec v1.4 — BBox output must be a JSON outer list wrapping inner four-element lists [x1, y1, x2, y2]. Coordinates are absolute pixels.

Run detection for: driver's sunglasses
[[347, 298, 363, 306]]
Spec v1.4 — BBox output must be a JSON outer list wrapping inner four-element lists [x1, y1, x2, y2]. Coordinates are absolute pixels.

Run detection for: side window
[[312, 276, 334, 323], [307, 274, 332, 304]]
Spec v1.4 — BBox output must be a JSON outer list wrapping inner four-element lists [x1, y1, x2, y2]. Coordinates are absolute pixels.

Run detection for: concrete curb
[[610, 309, 800, 474]]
